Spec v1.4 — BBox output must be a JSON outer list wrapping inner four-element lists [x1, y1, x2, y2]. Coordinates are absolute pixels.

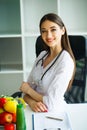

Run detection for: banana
[[17, 98, 26, 108]]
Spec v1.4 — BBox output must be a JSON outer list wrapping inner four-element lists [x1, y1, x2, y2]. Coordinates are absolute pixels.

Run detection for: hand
[[30, 101, 48, 112], [20, 82, 30, 94]]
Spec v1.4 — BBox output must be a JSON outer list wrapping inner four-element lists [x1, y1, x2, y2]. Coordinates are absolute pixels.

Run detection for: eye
[[51, 28, 57, 32], [41, 30, 47, 34]]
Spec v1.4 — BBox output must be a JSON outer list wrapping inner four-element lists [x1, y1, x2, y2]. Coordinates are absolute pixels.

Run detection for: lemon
[[4, 100, 18, 113]]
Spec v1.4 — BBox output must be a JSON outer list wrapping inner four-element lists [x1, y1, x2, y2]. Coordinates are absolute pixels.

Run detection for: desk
[[25, 103, 87, 130], [67, 104, 87, 130]]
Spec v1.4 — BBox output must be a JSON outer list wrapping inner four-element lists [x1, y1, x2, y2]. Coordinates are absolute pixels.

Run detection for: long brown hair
[[39, 13, 76, 90]]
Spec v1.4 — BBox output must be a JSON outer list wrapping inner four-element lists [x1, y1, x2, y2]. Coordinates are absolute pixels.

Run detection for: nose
[[46, 30, 52, 38]]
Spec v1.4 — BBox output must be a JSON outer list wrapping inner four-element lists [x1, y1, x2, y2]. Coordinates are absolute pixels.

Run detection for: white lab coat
[[27, 50, 74, 112]]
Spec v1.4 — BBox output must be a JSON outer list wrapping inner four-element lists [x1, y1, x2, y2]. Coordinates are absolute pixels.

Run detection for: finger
[[34, 106, 41, 112], [37, 102, 47, 112], [39, 102, 48, 110], [39, 105, 44, 112]]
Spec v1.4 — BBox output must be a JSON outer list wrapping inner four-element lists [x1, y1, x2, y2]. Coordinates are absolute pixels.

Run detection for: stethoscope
[[36, 50, 63, 80]]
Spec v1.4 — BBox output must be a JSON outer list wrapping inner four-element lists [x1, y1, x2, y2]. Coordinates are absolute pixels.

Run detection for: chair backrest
[[35, 35, 87, 103], [35, 35, 45, 57], [65, 35, 86, 103]]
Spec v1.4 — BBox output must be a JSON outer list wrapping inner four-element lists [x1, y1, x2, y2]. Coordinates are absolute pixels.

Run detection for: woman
[[20, 13, 76, 112]]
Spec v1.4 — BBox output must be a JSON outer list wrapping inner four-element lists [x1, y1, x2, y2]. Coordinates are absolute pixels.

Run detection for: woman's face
[[40, 20, 65, 49]]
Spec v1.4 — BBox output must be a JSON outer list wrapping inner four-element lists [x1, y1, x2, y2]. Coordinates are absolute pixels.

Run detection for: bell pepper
[[4, 99, 18, 113], [0, 108, 4, 113]]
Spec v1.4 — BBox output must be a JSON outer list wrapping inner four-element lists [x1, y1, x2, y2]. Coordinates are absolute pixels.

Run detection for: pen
[[46, 116, 63, 121]]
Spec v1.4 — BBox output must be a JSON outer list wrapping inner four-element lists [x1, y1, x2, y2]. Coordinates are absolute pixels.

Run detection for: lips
[[46, 38, 54, 43]]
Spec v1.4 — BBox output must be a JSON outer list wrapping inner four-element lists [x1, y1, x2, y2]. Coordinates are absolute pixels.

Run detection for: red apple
[[0, 112, 13, 125], [4, 123, 15, 130], [12, 113, 16, 123]]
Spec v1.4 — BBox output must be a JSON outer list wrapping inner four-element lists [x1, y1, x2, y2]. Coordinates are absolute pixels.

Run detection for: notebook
[[32, 111, 72, 130]]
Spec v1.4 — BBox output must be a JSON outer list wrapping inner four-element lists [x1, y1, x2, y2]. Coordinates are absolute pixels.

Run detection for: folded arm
[[20, 82, 48, 112]]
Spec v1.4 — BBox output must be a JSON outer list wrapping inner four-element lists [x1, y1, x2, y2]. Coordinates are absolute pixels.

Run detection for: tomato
[[0, 97, 7, 108], [4, 123, 15, 130]]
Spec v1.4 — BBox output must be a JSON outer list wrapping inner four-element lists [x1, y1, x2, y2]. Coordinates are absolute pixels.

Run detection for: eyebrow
[[41, 26, 57, 30]]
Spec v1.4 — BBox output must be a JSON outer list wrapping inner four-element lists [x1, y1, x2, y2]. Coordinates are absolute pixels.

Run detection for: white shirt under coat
[[27, 50, 74, 112]]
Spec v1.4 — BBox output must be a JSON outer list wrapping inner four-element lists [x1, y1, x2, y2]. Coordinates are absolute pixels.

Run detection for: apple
[[12, 113, 16, 123], [0, 112, 13, 125], [4, 123, 15, 130]]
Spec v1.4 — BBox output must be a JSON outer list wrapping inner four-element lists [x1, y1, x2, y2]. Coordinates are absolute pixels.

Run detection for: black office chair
[[35, 35, 87, 103], [65, 35, 86, 103], [11, 91, 22, 98]]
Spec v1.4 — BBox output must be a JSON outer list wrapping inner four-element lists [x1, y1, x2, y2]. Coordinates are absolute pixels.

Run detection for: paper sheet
[[32, 111, 72, 130]]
